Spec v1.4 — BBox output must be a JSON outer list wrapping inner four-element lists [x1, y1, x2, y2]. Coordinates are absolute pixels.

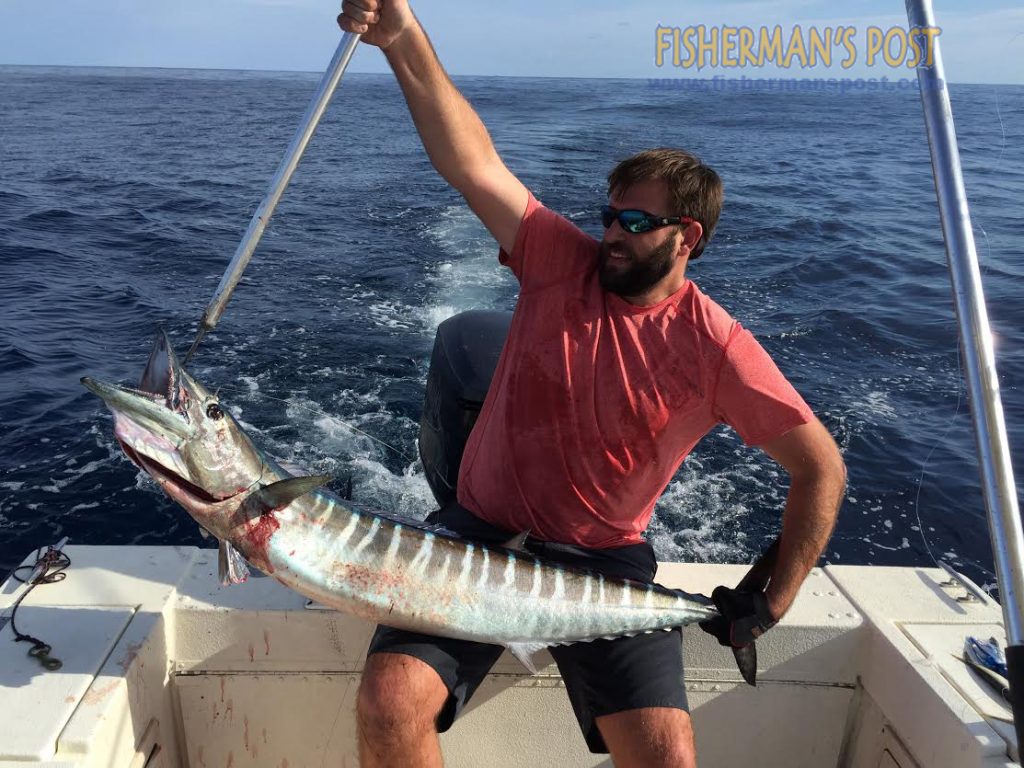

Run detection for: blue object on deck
[[966, 636, 1009, 679]]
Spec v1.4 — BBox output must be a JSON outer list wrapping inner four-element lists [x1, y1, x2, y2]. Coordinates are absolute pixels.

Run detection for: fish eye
[[206, 403, 225, 420]]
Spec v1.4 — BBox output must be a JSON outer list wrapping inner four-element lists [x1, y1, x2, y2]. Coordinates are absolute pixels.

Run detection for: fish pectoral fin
[[254, 474, 332, 511], [502, 530, 532, 553], [507, 642, 549, 675], [218, 539, 251, 586]]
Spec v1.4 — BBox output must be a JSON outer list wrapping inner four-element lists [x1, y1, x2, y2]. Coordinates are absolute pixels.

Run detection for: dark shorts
[[366, 503, 689, 754]]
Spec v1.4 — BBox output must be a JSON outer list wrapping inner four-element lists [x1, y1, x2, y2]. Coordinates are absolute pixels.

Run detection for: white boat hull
[[0, 546, 1017, 768]]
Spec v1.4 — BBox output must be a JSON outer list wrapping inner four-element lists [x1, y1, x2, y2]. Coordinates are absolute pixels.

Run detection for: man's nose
[[604, 218, 626, 241]]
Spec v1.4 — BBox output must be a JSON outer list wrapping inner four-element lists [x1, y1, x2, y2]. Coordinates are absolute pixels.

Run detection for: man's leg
[[356, 652, 449, 768], [550, 628, 692, 759], [357, 618, 506, 768], [597, 707, 697, 768]]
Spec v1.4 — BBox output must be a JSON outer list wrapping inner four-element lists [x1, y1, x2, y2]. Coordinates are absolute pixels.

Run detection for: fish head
[[82, 330, 267, 531]]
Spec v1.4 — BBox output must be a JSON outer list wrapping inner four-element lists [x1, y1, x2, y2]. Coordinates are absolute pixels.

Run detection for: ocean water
[[1, 67, 1021, 590]]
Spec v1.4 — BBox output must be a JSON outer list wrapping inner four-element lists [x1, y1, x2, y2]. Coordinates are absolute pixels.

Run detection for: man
[[339, 3, 847, 767]]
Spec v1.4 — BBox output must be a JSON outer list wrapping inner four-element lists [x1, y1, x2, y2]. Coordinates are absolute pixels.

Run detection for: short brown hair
[[607, 148, 723, 259]]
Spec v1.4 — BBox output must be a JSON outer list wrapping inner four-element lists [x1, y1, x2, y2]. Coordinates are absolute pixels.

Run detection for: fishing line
[[910, 232, 998, 577], [5, 542, 71, 671], [910, 350, 962, 570], [910, 76, 1010, 579], [214, 384, 415, 463], [991, 76, 1008, 169], [974, 70, 1008, 284]]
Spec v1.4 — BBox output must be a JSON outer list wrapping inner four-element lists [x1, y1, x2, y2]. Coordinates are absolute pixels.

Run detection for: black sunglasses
[[601, 205, 697, 235]]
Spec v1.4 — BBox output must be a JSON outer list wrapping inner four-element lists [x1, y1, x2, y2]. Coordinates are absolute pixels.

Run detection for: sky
[[0, 0, 1022, 84]]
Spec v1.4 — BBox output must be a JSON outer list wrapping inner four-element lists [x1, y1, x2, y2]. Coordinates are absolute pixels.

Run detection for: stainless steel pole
[[905, 0, 1024, 746], [185, 32, 361, 364]]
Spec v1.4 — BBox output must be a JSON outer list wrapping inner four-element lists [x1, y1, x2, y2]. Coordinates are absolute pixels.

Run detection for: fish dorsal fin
[[254, 474, 331, 511], [507, 641, 548, 675], [218, 539, 250, 586], [502, 530, 531, 553]]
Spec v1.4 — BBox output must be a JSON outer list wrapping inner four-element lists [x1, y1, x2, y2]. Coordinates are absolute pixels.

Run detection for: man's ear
[[680, 222, 704, 255]]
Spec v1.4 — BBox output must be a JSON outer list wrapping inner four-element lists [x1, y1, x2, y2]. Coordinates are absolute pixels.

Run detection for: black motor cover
[[419, 310, 513, 507]]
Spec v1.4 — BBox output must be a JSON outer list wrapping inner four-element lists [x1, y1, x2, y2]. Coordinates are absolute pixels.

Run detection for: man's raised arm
[[339, 1, 529, 254]]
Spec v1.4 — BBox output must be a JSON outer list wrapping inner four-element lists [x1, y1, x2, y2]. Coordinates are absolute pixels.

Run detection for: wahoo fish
[[81, 333, 742, 675]]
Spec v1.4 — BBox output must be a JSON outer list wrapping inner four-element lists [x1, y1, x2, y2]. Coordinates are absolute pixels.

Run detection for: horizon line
[[0, 62, 1019, 88]]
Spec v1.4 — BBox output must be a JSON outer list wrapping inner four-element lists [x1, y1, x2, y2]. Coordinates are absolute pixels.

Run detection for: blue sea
[[1, 66, 1021, 591]]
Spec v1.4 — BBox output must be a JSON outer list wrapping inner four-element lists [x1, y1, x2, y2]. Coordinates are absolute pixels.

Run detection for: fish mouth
[[82, 375, 193, 443], [82, 376, 249, 507], [81, 329, 194, 447], [82, 330, 203, 493], [117, 438, 225, 506], [138, 329, 178, 399]]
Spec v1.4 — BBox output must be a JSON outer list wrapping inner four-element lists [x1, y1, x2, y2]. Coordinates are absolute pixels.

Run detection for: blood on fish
[[331, 563, 405, 594], [243, 512, 280, 572], [246, 512, 280, 549]]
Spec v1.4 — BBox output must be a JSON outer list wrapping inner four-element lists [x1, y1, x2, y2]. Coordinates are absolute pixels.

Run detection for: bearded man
[[338, 3, 847, 766]]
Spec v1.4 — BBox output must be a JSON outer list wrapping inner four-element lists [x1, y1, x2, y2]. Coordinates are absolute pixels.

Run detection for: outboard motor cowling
[[419, 310, 513, 507]]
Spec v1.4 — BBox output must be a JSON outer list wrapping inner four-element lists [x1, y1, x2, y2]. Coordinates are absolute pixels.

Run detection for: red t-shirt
[[457, 194, 814, 548]]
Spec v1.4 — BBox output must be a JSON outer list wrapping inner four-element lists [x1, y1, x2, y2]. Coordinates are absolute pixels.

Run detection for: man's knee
[[598, 707, 697, 768], [357, 652, 448, 739]]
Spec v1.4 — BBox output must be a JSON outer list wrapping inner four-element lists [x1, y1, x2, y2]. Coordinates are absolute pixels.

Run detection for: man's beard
[[598, 236, 678, 298]]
